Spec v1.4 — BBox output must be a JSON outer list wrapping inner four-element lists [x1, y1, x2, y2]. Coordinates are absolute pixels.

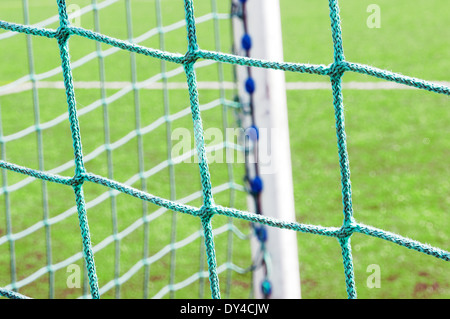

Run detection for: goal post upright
[[232, 0, 301, 299]]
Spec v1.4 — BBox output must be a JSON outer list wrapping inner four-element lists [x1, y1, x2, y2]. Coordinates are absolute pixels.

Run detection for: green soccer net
[[0, 0, 255, 299], [0, 0, 449, 300]]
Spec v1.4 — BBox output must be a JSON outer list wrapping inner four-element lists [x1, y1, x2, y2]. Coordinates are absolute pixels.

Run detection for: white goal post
[[232, 0, 301, 299]]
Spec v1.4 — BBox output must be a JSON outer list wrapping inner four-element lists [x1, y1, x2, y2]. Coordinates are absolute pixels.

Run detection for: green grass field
[[0, 0, 449, 299]]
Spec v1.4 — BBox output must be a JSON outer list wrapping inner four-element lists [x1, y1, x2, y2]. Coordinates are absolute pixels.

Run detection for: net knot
[[199, 205, 216, 220], [183, 50, 200, 65], [327, 61, 348, 78], [338, 218, 357, 238], [71, 172, 87, 187], [56, 25, 71, 42]]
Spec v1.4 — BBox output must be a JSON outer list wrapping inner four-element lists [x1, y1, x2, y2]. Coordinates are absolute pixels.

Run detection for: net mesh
[[0, 0, 449, 299]]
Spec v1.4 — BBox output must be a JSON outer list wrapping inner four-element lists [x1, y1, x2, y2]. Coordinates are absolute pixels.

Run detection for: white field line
[[0, 12, 228, 94], [2, 80, 449, 95], [287, 81, 450, 90], [0, 81, 235, 94]]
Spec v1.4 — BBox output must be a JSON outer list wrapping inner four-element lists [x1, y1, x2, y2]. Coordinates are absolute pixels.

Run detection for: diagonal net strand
[[328, 0, 357, 298], [0, 0, 448, 300], [55, 0, 99, 299]]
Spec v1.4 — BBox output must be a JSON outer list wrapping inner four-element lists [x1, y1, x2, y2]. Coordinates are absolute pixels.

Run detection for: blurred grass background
[[0, 0, 448, 299]]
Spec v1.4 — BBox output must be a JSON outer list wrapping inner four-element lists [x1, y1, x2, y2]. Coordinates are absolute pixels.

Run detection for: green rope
[[0, 0, 449, 300]]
